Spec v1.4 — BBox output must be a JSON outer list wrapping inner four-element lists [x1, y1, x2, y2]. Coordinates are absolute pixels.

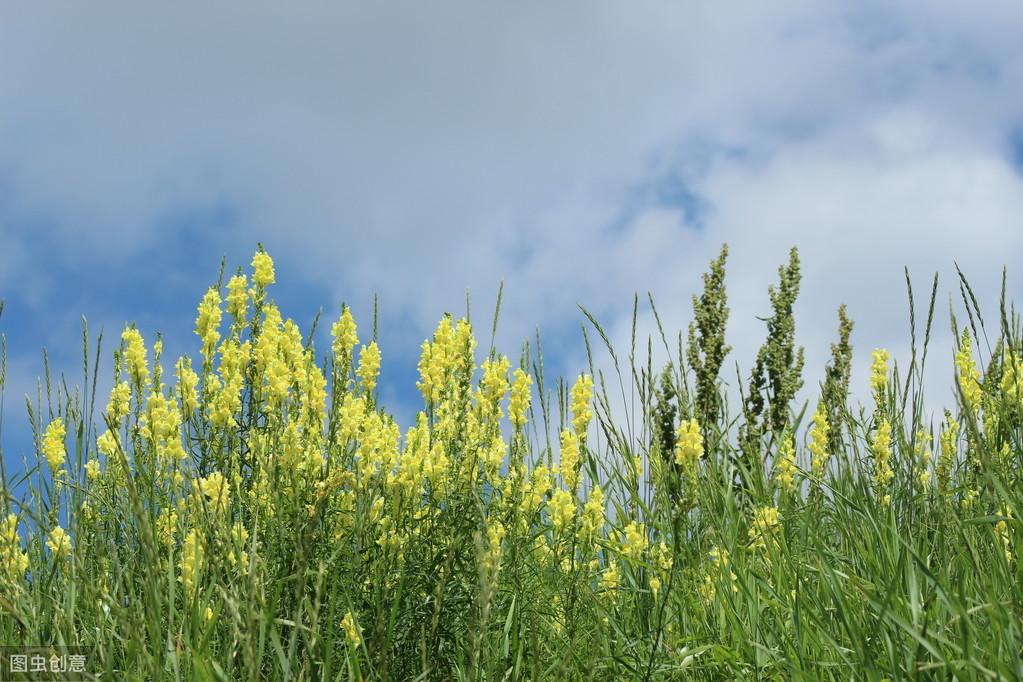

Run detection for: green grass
[[0, 245, 1021, 680]]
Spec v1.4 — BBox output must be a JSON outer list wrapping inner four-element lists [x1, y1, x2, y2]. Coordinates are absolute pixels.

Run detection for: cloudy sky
[[2, 2, 1022, 469]]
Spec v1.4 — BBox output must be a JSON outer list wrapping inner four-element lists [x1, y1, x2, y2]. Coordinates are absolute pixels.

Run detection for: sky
[[2, 2, 1023, 473]]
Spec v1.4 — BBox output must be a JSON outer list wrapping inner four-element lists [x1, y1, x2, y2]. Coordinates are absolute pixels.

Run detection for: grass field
[[1, 245, 1020, 680]]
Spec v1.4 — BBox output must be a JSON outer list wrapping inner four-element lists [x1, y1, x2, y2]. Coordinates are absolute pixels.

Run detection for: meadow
[[0, 245, 1020, 680]]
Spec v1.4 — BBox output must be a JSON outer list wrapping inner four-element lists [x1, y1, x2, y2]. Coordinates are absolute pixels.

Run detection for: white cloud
[[1, 1, 1022, 431]]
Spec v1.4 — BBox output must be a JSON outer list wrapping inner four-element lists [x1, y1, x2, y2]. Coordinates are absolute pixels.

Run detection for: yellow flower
[[179, 529, 203, 595], [621, 521, 648, 561], [549, 488, 575, 531], [106, 381, 132, 423], [748, 506, 780, 552], [85, 459, 101, 480], [808, 403, 830, 478], [195, 288, 222, 358], [156, 508, 178, 546], [509, 368, 533, 429], [873, 419, 894, 499], [122, 327, 150, 385], [571, 373, 594, 437], [559, 430, 580, 491], [870, 348, 890, 401], [176, 356, 199, 418], [674, 418, 703, 469], [41, 418, 67, 472], [357, 341, 381, 392], [47, 526, 71, 559], [954, 331, 982, 413], [937, 413, 959, 494], [341, 610, 363, 647], [226, 274, 249, 321], [195, 472, 230, 512], [579, 486, 605, 542], [649, 575, 662, 597], [331, 306, 359, 363], [774, 431, 797, 493], [479, 355, 510, 413], [252, 249, 275, 287], [0, 514, 29, 586]]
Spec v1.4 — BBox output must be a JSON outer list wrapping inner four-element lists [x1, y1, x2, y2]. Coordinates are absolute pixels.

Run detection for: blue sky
[[2, 2, 1023, 475]]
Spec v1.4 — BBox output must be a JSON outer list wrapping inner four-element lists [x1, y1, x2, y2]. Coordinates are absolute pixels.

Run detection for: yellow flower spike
[[194, 472, 230, 512], [341, 611, 363, 647], [85, 459, 101, 480], [175, 357, 199, 418], [579, 486, 605, 543], [47, 526, 71, 559], [331, 306, 359, 364], [570, 373, 594, 437], [559, 430, 580, 492], [179, 529, 203, 596], [357, 341, 382, 393], [479, 355, 511, 414], [774, 430, 797, 493], [508, 368, 533, 429], [954, 331, 982, 414], [226, 273, 249, 321], [621, 521, 648, 561], [0, 514, 29, 586], [41, 418, 67, 473], [872, 419, 894, 501], [97, 430, 118, 458], [674, 418, 703, 470], [748, 506, 780, 553], [549, 488, 575, 532], [870, 348, 891, 402], [251, 249, 275, 288], [122, 327, 150, 386], [195, 288, 223, 359], [808, 404, 831, 479], [106, 381, 132, 423], [937, 413, 959, 494]]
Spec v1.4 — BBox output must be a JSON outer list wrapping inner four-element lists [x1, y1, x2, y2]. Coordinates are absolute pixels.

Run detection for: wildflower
[[0, 514, 28, 586], [176, 356, 199, 418], [479, 355, 510, 413], [195, 472, 230, 512], [559, 430, 580, 491], [156, 508, 178, 546], [122, 327, 150, 385], [873, 419, 894, 503], [97, 430, 118, 458], [41, 418, 67, 472], [179, 529, 203, 596], [106, 381, 132, 423], [509, 368, 532, 429], [571, 373, 594, 437], [870, 348, 890, 401], [1001, 351, 1023, 412], [579, 486, 605, 542], [549, 488, 575, 531], [995, 506, 1014, 565], [649, 575, 662, 597], [195, 288, 222, 358], [85, 459, 101, 480], [748, 506, 780, 553], [621, 521, 648, 561], [600, 562, 620, 593], [341, 611, 362, 647], [937, 412, 959, 494], [47, 526, 71, 559], [252, 249, 275, 288], [954, 331, 982, 413], [674, 418, 703, 470], [808, 403, 830, 478], [226, 274, 249, 321], [914, 429, 932, 488], [774, 430, 797, 493], [357, 341, 381, 392]]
